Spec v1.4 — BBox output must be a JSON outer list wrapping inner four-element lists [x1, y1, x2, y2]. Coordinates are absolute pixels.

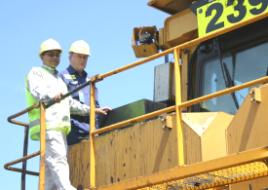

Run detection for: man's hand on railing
[[95, 107, 111, 115], [52, 93, 63, 103], [41, 93, 63, 108]]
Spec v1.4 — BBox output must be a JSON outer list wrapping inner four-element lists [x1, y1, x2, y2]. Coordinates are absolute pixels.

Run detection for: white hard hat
[[39, 38, 62, 55], [69, 40, 90, 56]]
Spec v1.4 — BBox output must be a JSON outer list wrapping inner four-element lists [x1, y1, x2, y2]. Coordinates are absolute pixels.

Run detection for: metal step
[[97, 147, 268, 190]]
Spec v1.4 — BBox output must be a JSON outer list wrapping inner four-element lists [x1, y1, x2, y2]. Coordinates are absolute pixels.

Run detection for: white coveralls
[[27, 65, 89, 190]]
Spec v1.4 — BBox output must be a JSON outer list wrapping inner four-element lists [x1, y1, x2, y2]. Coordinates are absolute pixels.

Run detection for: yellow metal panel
[[93, 117, 180, 186], [69, 112, 233, 187], [68, 140, 91, 188], [182, 112, 233, 162], [164, 8, 197, 47], [148, 0, 195, 14], [201, 112, 233, 161], [158, 28, 165, 49], [227, 84, 268, 154]]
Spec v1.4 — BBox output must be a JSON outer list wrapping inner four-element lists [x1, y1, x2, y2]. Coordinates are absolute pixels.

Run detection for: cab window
[[189, 19, 268, 114]]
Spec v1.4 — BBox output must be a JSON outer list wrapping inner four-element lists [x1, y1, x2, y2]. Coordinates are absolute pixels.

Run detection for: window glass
[[199, 42, 268, 114]]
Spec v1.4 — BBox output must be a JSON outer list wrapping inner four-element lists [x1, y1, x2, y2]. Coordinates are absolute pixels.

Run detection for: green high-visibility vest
[[25, 86, 41, 140], [25, 67, 72, 140]]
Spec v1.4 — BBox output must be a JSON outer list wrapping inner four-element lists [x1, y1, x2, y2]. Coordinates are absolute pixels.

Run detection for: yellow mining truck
[[5, 0, 268, 189]]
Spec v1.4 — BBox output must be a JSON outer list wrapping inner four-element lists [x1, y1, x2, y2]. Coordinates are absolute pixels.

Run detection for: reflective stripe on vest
[[29, 119, 40, 128]]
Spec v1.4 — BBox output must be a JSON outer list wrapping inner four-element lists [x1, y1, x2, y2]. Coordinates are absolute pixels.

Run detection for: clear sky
[[0, 1, 168, 189]]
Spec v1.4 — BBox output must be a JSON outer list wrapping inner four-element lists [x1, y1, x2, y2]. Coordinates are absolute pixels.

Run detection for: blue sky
[[0, 1, 167, 189]]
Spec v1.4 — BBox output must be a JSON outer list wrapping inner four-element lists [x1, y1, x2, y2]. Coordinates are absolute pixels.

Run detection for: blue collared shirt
[[60, 65, 100, 144]]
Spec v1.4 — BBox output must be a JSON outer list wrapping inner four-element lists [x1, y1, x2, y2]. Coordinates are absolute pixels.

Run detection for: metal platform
[[140, 161, 268, 190], [97, 147, 268, 190]]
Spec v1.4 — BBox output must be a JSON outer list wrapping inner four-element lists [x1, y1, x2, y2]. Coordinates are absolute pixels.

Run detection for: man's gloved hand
[[95, 107, 111, 115], [53, 93, 63, 103], [41, 93, 63, 107]]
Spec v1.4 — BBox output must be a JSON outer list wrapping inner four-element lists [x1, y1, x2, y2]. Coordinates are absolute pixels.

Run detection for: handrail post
[[39, 103, 46, 190], [90, 82, 96, 188], [174, 48, 185, 166]]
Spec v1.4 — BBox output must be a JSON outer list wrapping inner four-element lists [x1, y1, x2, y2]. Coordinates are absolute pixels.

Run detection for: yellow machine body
[[68, 0, 268, 189]]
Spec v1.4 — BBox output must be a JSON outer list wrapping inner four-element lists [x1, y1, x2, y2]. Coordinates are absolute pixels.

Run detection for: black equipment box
[[99, 99, 166, 128]]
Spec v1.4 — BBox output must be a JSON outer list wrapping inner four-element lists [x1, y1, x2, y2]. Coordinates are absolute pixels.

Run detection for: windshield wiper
[[222, 61, 239, 109], [215, 38, 239, 110]]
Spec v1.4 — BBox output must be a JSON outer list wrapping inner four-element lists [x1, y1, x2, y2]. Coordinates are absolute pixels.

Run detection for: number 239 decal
[[197, 0, 268, 37]]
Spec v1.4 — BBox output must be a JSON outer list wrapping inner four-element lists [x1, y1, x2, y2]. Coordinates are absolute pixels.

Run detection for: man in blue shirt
[[60, 40, 110, 145]]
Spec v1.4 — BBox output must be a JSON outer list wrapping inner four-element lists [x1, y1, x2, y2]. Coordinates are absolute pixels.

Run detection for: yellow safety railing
[[5, 10, 268, 190], [87, 11, 268, 188], [5, 102, 46, 190]]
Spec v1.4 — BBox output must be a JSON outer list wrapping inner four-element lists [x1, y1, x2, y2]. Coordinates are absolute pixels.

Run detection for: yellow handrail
[[90, 83, 97, 188], [173, 48, 184, 166], [92, 75, 268, 135], [39, 103, 46, 190]]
